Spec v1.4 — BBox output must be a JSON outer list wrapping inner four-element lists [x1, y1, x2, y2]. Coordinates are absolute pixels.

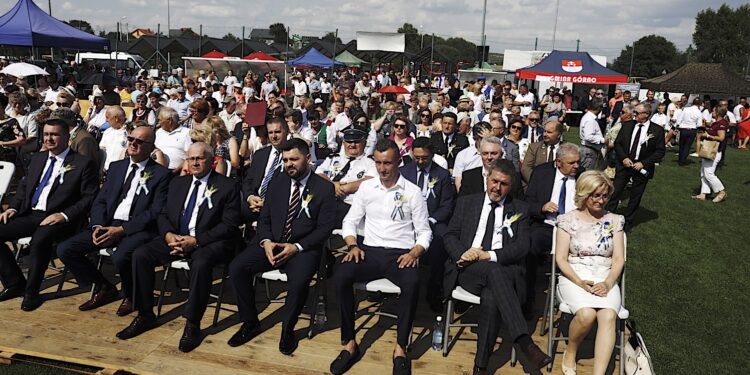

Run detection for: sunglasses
[[55, 102, 71, 107], [528, 118, 539, 122], [127, 136, 153, 146], [393, 124, 407, 129], [420, 114, 431, 117], [356, 121, 367, 125], [510, 125, 523, 130]]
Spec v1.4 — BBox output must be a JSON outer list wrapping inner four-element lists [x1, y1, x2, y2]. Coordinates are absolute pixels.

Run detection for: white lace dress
[[556, 211, 624, 313]]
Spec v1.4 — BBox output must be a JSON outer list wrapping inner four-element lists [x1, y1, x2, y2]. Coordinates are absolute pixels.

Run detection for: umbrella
[[78, 73, 119, 86], [0, 62, 49, 77], [378, 85, 410, 94]]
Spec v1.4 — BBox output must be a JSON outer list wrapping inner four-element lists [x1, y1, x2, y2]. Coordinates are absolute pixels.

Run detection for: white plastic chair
[[0, 161, 16, 204], [353, 278, 414, 349], [443, 286, 517, 366], [544, 227, 628, 374]]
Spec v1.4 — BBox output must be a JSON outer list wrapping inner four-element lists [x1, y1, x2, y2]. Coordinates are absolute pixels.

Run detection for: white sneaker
[[689, 153, 699, 157]]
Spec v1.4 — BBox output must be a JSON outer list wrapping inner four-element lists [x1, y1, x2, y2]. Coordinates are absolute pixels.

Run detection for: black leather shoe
[[392, 355, 411, 375], [472, 364, 488, 375], [79, 284, 118, 311], [520, 343, 552, 370], [0, 286, 25, 302], [279, 329, 298, 355], [21, 294, 43, 311], [227, 321, 261, 347], [330, 344, 360, 374], [116, 315, 158, 340], [178, 324, 202, 353]]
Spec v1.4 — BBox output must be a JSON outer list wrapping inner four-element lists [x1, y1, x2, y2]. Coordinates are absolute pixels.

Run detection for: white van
[[75, 52, 146, 71]]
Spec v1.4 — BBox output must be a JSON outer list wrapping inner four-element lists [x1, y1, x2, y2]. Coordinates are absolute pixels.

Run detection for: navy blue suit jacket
[[89, 158, 171, 235], [399, 162, 455, 235], [256, 172, 336, 252]]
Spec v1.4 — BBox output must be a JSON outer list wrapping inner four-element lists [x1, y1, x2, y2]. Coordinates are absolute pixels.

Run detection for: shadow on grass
[[630, 208, 658, 230]]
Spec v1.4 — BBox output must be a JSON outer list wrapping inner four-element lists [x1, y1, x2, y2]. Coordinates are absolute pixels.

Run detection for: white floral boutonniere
[[136, 171, 152, 195], [298, 193, 314, 218], [203, 185, 218, 209], [447, 144, 457, 157], [58, 164, 76, 184], [390, 192, 407, 220], [497, 212, 522, 238], [640, 133, 655, 146], [427, 177, 438, 198]]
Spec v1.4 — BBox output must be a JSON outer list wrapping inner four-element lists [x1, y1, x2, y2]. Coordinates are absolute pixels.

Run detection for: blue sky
[[2, 0, 744, 60]]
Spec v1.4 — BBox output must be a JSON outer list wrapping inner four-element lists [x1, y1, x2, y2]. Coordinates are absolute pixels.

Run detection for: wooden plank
[[0, 351, 15, 365]]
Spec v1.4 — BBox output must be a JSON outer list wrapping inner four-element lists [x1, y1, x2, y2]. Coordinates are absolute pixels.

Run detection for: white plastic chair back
[[0, 161, 16, 203]]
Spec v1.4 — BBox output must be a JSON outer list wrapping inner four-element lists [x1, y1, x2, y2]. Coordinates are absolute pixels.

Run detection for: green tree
[[322, 31, 342, 45], [611, 35, 685, 78], [269, 23, 288, 44], [693, 4, 750, 74], [222, 33, 240, 42], [65, 19, 94, 34], [397, 23, 421, 52]]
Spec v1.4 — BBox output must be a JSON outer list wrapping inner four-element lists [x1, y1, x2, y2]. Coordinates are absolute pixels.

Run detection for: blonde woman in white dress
[[555, 170, 625, 375]]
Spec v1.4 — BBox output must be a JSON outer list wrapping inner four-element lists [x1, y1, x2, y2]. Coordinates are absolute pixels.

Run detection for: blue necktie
[[259, 150, 281, 198], [180, 180, 201, 235], [558, 176, 568, 215], [31, 156, 57, 208]]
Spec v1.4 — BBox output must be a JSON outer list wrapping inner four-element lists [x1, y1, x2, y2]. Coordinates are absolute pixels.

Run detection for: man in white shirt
[[99, 106, 129, 170], [733, 97, 745, 122], [167, 87, 190, 121], [453, 123, 489, 191], [222, 70, 238, 87], [292, 76, 308, 109], [678, 98, 703, 165], [512, 84, 535, 117], [578, 100, 606, 170], [219, 96, 241, 134], [154, 107, 192, 170], [261, 74, 277, 102], [330, 139, 431, 375]]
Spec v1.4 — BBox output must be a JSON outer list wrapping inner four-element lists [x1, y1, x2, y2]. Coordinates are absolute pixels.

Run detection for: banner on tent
[[357, 32, 405, 53]]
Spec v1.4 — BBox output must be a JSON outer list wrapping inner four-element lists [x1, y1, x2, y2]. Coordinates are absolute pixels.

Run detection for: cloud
[[1, 0, 746, 60]]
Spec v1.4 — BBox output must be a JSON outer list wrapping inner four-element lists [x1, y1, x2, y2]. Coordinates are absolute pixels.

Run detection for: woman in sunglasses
[[416, 109, 434, 138], [388, 115, 414, 161], [507, 117, 524, 144]]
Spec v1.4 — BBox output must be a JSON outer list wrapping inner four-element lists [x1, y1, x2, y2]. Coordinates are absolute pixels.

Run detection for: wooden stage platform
[[0, 261, 615, 374]]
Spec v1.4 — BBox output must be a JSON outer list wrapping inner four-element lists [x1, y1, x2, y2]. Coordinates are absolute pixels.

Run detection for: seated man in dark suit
[[242, 117, 289, 222], [0, 108, 99, 311], [227, 138, 336, 355], [57, 126, 171, 316], [429, 112, 469, 170], [116, 142, 241, 353], [523, 143, 580, 316], [444, 159, 551, 374], [400, 136, 455, 312], [459, 136, 523, 199]]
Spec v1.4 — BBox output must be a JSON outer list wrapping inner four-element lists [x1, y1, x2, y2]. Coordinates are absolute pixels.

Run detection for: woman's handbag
[[623, 320, 655, 375], [698, 139, 720, 160]]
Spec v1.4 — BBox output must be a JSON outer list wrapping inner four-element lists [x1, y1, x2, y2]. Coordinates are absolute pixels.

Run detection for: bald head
[[106, 106, 126, 128], [543, 120, 563, 145], [127, 125, 156, 162]]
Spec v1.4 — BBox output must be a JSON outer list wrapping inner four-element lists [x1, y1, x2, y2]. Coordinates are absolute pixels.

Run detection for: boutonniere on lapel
[[202, 185, 218, 209], [298, 192, 314, 219], [58, 164, 76, 184], [136, 171, 152, 195], [497, 212, 522, 238], [640, 133, 655, 146], [447, 144, 457, 157], [427, 177, 438, 198], [596, 220, 616, 251], [390, 192, 407, 220]]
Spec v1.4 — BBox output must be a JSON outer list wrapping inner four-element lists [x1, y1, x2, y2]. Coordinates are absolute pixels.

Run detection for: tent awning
[[335, 50, 367, 67], [0, 0, 110, 51], [641, 63, 750, 95], [287, 47, 344, 68], [516, 50, 626, 85], [201, 50, 229, 59], [242, 51, 278, 61]]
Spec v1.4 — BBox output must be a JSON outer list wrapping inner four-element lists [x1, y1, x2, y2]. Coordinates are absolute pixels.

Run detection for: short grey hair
[[556, 142, 579, 160], [159, 106, 179, 124], [622, 104, 635, 116], [637, 102, 652, 114], [189, 141, 214, 158], [481, 136, 503, 151], [106, 106, 126, 122]]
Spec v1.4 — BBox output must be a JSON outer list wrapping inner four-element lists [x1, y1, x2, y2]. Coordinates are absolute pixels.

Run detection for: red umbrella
[[201, 50, 229, 59], [378, 85, 410, 94]]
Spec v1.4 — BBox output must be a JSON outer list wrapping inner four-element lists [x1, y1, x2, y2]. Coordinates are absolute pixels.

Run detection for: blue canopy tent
[[0, 0, 110, 51], [287, 47, 345, 68]]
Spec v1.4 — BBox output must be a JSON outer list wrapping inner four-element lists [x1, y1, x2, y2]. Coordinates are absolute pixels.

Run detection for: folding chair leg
[[443, 298, 453, 357], [510, 346, 517, 367], [156, 266, 171, 319], [264, 279, 271, 300], [90, 254, 105, 300], [540, 287, 551, 336], [212, 268, 228, 326], [619, 320, 625, 375], [56, 267, 68, 296]]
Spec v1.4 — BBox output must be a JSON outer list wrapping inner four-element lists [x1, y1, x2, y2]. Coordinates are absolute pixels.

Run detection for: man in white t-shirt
[[513, 84, 535, 117], [733, 97, 746, 121], [260, 74, 277, 102], [154, 107, 192, 170], [99, 106, 129, 170], [222, 70, 238, 87]]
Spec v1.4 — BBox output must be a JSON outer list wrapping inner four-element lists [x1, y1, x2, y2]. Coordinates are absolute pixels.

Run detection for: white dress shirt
[[515, 93, 535, 116], [317, 153, 376, 205], [452, 147, 481, 178], [342, 175, 432, 251], [579, 111, 604, 146], [471, 195, 506, 262], [155, 126, 192, 169], [184, 173, 211, 237], [629, 121, 651, 160], [545, 169, 575, 226], [87, 108, 107, 129], [99, 126, 129, 170], [680, 105, 703, 129], [113, 159, 149, 221], [32, 148, 71, 212]]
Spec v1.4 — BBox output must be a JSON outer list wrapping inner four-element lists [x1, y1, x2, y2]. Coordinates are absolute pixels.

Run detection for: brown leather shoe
[[116, 298, 134, 316], [79, 284, 118, 311], [520, 343, 552, 370]]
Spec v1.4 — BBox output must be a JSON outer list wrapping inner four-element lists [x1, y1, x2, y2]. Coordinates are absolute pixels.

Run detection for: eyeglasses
[[636, 111, 649, 115], [127, 136, 153, 146], [596, 92, 604, 95], [420, 114, 431, 118], [186, 156, 207, 162], [55, 102, 71, 107], [528, 118, 539, 122], [589, 193, 610, 201], [393, 124, 407, 129], [510, 125, 523, 130]]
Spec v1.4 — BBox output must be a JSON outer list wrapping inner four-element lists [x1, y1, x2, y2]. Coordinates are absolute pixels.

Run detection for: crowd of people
[[0, 60, 734, 374]]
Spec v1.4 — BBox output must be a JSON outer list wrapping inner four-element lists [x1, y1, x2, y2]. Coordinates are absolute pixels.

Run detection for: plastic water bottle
[[639, 168, 649, 177], [431, 316, 444, 351]]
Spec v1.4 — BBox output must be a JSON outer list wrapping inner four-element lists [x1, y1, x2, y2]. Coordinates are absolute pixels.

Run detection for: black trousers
[[0, 211, 77, 296], [229, 243, 321, 332], [334, 245, 419, 347], [678, 129, 697, 165], [57, 224, 157, 299], [458, 262, 528, 368], [422, 229, 447, 296], [334, 200, 351, 229], [606, 168, 650, 226], [131, 238, 232, 324], [525, 223, 553, 310]]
